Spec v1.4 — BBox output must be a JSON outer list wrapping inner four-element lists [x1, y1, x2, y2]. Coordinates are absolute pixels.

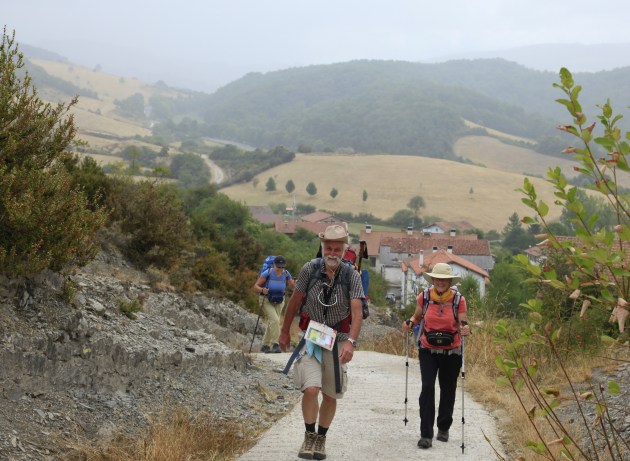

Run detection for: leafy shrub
[[113, 180, 194, 269], [118, 298, 142, 320], [0, 30, 107, 276]]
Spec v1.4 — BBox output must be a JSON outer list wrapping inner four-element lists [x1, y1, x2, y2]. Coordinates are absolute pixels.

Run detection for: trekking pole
[[403, 328, 410, 425], [248, 296, 264, 353], [460, 329, 467, 454]]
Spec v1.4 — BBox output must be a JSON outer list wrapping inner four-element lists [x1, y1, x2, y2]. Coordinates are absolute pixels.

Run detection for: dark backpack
[[298, 258, 367, 331]]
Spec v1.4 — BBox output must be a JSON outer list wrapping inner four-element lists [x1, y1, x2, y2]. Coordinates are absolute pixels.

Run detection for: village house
[[402, 248, 490, 307], [359, 225, 493, 300]]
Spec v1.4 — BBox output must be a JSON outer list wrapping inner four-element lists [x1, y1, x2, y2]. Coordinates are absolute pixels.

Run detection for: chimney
[[450, 228, 456, 236], [407, 225, 413, 236], [447, 245, 453, 253], [419, 250, 424, 267], [365, 224, 372, 234], [432, 246, 438, 253]]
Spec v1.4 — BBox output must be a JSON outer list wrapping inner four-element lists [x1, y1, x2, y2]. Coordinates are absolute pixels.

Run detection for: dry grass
[[221, 152, 566, 231], [362, 318, 629, 460], [62, 407, 258, 461]]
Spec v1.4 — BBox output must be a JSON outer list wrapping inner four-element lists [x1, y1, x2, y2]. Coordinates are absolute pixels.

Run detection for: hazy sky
[[4, 0, 630, 92]]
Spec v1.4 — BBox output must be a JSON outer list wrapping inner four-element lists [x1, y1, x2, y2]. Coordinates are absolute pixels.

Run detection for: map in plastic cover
[[304, 320, 337, 351]]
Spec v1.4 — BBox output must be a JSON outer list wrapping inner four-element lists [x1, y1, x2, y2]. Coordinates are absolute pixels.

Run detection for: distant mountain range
[[21, 43, 630, 162], [180, 59, 630, 158], [430, 43, 630, 73], [19, 42, 630, 94]]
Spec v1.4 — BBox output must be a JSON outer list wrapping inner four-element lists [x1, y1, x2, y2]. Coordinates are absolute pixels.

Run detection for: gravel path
[[239, 351, 504, 460]]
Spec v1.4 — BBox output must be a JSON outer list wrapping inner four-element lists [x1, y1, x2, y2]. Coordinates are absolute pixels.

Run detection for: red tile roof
[[405, 249, 489, 279], [358, 230, 489, 257]]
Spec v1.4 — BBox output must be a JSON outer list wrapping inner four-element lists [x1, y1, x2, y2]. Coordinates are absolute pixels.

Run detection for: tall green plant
[[495, 68, 629, 460], [0, 29, 107, 276]]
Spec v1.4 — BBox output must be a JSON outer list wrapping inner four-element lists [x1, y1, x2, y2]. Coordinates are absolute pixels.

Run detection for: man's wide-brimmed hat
[[424, 262, 460, 284], [318, 224, 349, 243]]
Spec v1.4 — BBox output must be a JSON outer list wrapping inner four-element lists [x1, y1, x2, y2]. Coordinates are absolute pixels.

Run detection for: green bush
[[118, 298, 143, 320], [0, 30, 107, 276], [113, 180, 194, 269]]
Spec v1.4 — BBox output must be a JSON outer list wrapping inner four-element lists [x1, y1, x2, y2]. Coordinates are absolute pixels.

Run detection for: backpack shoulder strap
[[341, 261, 353, 301], [452, 289, 462, 323], [305, 258, 322, 295], [421, 287, 430, 319], [262, 268, 272, 286]]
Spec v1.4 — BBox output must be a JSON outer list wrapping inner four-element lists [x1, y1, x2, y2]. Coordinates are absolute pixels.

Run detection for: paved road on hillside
[[238, 351, 504, 460]]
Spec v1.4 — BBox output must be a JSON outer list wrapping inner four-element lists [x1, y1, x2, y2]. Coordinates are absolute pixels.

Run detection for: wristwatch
[[347, 338, 357, 348]]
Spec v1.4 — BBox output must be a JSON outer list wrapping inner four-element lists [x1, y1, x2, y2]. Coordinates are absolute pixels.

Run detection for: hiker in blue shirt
[[253, 255, 295, 353]]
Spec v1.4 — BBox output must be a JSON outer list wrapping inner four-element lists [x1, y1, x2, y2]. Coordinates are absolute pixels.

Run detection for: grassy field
[[221, 152, 567, 232]]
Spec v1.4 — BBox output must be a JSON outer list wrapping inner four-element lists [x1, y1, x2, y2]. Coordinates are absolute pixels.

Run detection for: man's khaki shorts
[[293, 344, 348, 399]]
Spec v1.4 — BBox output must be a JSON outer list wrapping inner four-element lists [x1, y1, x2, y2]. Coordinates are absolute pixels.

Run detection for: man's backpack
[[298, 258, 368, 331]]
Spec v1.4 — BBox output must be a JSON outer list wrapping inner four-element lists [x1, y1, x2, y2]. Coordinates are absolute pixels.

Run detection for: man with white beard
[[279, 224, 365, 460]]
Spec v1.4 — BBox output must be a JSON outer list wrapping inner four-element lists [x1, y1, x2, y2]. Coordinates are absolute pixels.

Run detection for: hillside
[[220, 152, 566, 232], [25, 56, 612, 234]]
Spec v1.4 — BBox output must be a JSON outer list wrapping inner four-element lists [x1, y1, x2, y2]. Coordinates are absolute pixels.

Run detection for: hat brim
[[317, 232, 348, 243], [423, 273, 460, 284]]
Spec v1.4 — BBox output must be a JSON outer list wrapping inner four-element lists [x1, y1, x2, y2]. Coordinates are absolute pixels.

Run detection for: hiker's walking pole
[[248, 296, 264, 353], [460, 323, 467, 454], [403, 328, 410, 425]]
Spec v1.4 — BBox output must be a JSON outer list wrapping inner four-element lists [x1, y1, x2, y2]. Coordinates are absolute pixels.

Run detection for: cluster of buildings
[[250, 206, 494, 308]]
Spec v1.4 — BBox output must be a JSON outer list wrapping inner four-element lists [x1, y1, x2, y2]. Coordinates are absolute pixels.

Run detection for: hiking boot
[[272, 343, 281, 353], [417, 437, 432, 449], [313, 434, 326, 460], [260, 345, 271, 353], [298, 431, 317, 459], [437, 429, 449, 442]]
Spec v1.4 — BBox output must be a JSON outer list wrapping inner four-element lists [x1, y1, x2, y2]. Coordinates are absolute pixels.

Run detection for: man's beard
[[324, 255, 341, 269]]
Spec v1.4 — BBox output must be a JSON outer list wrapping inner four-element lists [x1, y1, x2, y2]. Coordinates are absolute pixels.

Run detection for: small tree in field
[[306, 182, 317, 196], [330, 187, 338, 199], [407, 195, 425, 217], [362, 190, 368, 202], [265, 177, 276, 192], [0, 29, 107, 276], [286, 179, 295, 194]]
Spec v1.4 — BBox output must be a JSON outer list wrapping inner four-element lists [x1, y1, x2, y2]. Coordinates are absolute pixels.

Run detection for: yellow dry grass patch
[[30, 58, 178, 102], [221, 153, 564, 232], [456, 135, 630, 189], [31, 58, 173, 150], [456, 136, 577, 178]]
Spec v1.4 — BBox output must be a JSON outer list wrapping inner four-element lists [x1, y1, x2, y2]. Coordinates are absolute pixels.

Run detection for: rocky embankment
[[0, 248, 289, 460], [0, 247, 399, 460]]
